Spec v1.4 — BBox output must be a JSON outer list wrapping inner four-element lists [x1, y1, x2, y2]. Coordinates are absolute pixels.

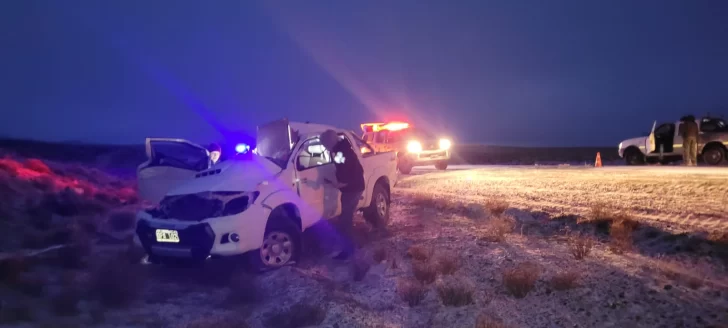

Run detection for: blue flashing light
[[235, 143, 250, 154]]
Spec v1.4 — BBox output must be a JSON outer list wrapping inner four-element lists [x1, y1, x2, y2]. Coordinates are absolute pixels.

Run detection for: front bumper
[[135, 204, 269, 260], [405, 150, 450, 166]]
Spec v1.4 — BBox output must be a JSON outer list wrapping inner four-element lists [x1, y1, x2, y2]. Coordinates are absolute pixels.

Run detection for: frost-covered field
[[402, 165, 728, 233], [3, 163, 727, 328]]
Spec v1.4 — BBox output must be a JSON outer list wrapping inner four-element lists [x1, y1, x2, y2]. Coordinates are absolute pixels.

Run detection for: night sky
[[1, 0, 727, 146]]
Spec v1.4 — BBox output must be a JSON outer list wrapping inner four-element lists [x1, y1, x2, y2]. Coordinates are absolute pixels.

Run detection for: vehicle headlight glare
[[439, 139, 451, 150], [406, 140, 422, 153]]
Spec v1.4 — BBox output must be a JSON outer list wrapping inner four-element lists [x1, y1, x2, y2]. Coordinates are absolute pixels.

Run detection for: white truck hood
[[167, 156, 282, 196], [620, 136, 647, 147]]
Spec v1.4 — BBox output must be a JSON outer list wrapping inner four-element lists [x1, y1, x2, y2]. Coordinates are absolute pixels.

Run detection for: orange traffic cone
[[594, 152, 602, 167]]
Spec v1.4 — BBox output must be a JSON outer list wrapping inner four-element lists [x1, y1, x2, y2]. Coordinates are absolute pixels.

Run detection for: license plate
[[155, 229, 180, 243]]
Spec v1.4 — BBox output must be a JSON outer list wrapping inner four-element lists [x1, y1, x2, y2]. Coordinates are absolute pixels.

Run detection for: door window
[[150, 140, 209, 171], [296, 138, 332, 170], [350, 134, 375, 157], [654, 124, 674, 136]]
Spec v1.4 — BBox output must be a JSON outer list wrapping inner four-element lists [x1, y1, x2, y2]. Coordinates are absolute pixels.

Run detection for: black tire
[[624, 148, 644, 166], [247, 217, 301, 273], [702, 145, 726, 166], [398, 160, 413, 174], [435, 161, 448, 170], [364, 183, 390, 229]]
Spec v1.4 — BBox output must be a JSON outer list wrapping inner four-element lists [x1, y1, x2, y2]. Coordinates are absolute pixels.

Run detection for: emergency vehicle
[[361, 121, 451, 174]]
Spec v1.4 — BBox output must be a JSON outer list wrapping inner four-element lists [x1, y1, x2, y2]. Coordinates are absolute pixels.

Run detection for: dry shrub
[[89, 256, 146, 308], [475, 313, 507, 328], [503, 262, 540, 298], [373, 247, 388, 263], [407, 244, 433, 261], [550, 269, 580, 291], [478, 216, 515, 243], [657, 258, 707, 289], [226, 272, 260, 305], [25, 159, 52, 174], [51, 285, 82, 316], [397, 279, 427, 306], [609, 215, 637, 254], [485, 198, 509, 216], [108, 210, 137, 232], [350, 253, 371, 281], [435, 252, 461, 275], [569, 233, 594, 260], [436, 277, 474, 307], [412, 261, 438, 285], [0, 158, 23, 176], [263, 302, 326, 328], [585, 202, 612, 223], [707, 230, 728, 244], [185, 314, 250, 328]]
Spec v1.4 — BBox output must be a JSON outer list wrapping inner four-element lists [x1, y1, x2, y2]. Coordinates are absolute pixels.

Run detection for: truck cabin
[[652, 117, 726, 154]]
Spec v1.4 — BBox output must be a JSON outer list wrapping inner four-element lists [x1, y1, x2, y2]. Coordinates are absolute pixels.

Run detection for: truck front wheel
[[247, 217, 301, 272], [435, 161, 448, 170], [624, 148, 645, 166], [364, 183, 390, 229]]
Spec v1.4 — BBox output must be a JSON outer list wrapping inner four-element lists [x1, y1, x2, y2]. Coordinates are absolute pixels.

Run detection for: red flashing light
[[361, 121, 410, 133]]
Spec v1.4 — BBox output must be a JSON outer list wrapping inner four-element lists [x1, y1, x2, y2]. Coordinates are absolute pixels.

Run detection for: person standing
[[319, 129, 365, 260], [678, 115, 699, 166]]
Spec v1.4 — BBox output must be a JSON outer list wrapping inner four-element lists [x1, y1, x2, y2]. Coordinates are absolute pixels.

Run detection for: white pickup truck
[[134, 119, 398, 270], [618, 116, 728, 166]]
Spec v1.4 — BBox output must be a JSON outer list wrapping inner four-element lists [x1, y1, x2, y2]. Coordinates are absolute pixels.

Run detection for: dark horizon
[[1, 0, 727, 147]]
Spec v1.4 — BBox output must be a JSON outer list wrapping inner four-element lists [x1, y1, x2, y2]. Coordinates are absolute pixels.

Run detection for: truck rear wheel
[[364, 183, 390, 229], [703, 145, 726, 166]]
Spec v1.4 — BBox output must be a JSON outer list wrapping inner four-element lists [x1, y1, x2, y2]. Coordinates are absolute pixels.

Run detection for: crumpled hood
[[167, 156, 282, 196]]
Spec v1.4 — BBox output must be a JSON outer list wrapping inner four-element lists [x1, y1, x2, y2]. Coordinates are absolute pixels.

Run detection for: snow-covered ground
[[2, 164, 727, 327]]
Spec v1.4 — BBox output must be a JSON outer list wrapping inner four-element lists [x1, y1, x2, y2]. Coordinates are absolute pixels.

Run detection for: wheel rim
[[376, 192, 388, 218], [260, 231, 294, 267]]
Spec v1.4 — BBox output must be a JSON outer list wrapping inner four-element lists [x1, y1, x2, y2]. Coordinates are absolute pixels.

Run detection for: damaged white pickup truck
[[134, 119, 398, 270]]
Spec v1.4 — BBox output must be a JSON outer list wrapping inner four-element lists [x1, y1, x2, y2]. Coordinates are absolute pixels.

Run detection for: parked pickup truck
[[618, 116, 728, 166], [134, 119, 398, 271]]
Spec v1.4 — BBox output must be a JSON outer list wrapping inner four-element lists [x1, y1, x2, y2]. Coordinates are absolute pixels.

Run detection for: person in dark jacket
[[320, 129, 365, 260], [208, 143, 222, 165], [678, 115, 699, 166]]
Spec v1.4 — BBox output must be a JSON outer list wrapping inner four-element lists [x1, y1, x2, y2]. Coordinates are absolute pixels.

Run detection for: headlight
[[406, 140, 422, 153], [439, 139, 452, 150]]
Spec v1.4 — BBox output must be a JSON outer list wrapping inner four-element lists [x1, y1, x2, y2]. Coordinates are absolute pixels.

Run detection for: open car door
[[646, 121, 657, 154], [137, 138, 210, 204]]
